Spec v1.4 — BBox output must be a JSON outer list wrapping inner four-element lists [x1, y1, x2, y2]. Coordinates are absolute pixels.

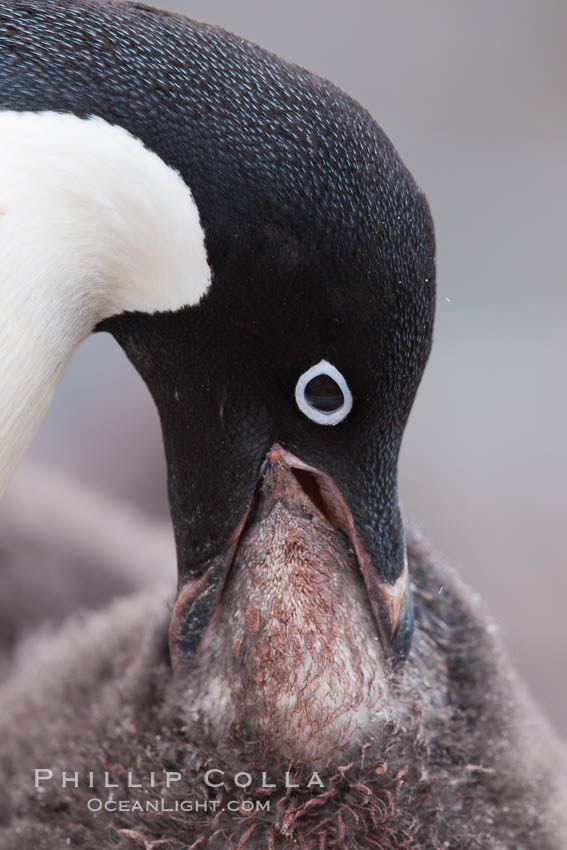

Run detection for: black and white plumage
[[0, 1, 565, 848], [0, 0, 433, 663]]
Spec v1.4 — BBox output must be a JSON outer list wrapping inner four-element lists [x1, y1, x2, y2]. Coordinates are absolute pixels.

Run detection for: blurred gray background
[[9, 0, 566, 730]]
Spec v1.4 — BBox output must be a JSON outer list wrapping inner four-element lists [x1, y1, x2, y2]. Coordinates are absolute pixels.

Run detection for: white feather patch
[[0, 110, 211, 492]]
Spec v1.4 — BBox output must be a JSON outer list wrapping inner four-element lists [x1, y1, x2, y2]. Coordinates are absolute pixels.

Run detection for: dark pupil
[[304, 375, 344, 412]]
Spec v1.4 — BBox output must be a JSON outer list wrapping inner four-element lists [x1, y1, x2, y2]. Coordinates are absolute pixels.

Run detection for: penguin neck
[[0, 111, 211, 493], [0, 269, 85, 493]]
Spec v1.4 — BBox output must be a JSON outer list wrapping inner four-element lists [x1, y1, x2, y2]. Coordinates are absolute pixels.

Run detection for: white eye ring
[[294, 359, 353, 426]]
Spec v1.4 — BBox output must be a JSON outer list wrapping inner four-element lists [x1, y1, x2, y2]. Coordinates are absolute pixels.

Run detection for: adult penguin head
[[0, 0, 435, 669], [100, 85, 436, 668]]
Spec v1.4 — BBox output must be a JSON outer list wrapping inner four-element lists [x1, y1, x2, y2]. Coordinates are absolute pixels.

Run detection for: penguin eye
[[294, 360, 353, 426]]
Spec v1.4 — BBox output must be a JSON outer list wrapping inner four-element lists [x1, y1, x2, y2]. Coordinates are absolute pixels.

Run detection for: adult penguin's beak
[[169, 444, 412, 672]]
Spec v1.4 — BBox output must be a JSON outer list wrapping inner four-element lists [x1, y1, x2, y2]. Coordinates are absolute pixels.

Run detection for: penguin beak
[[169, 443, 411, 671]]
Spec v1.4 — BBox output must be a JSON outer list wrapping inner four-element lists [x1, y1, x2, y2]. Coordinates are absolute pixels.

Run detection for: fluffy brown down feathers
[[0, 472, 566, 848]]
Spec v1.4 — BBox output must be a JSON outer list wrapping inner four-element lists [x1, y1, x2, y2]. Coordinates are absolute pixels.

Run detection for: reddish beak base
[[169, 443, 411, 671]]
